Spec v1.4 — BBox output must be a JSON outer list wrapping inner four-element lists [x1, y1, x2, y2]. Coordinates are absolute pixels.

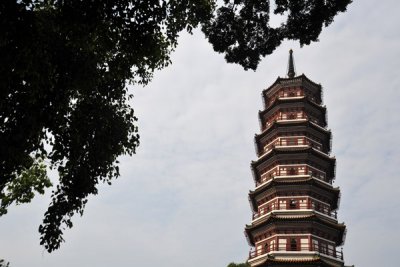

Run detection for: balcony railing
[[267, 93, 305, 107], [257, 165, 330, 187], [266, 114, 307, 125], [263, 136, 323, 153], [267, 93, 321, 108], [249, 244, 343, 260], [252, 199, 337, 220], [264, 114, 324, 131]]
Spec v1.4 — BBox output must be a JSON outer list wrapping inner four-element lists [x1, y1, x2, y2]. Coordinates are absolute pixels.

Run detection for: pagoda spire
[[287, 49, 296, 78]]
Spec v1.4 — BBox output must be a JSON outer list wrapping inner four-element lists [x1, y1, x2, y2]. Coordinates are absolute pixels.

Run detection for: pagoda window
[[300, 199, 308, 209], [320, 242, 328, 254], [289, 167, 297, 175], [328, 244, 335, 257], [278, 238, 287, 251], [256, 244, 262, 256], [315, 202, 321, 212], [264, 243, 269, 253], [289, 199, 297, 209], [270, 240, 276, 251], [279, 200, 287, 210], [290, 238, 298, 251], [300, 238, 309, 251], [288, 138, 297, 146], [312, 239, 319, 252]]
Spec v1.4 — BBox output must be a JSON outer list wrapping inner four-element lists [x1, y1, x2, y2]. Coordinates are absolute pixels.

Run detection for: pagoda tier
[[248, 178, 341, 214], [251, 147, 336, 185], [261, 74, 323, 107], [254, 121, 332, 157], [245, 50, 347, 267], [259, 97, 327, 131], [245, 214, 346, 246]]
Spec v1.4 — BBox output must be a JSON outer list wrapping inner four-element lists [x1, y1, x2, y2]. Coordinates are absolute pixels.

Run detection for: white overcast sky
[[1, 0, 400, 266]]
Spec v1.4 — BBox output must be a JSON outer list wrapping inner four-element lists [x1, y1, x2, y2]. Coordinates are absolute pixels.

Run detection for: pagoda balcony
[[257, 165, 330, 187], [275, 115, 322, 125], [266, 95, 306, 108], [262, 136, 323, 154], [265, 88, 321, 109], [249, 244, 343, 261], [265, 114, 307, 128], [252, 200, 337, 221], [264, 115, 324, 131], [266, 90, 305, 107], [276, 94, 320, 105]]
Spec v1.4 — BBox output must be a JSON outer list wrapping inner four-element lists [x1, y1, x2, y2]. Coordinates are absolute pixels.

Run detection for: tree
[[204, 0, 352, 70], [0, 259, 10, 267], [227, 262, 250, 267], [0, 0, 351, 253]]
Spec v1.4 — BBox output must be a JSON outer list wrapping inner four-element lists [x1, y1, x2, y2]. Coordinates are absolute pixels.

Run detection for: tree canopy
[[0, 0, 351, 252], [0, 259, 10, 267], [227, 262, 250, 267]]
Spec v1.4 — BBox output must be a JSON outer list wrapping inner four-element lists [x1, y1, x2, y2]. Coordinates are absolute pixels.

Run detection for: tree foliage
[[227, 262, 250, 267], [0, 157, 50, 216], [203, 0, 352, 70], [0, 0, 351, 253], [0, 259, 10, 267]]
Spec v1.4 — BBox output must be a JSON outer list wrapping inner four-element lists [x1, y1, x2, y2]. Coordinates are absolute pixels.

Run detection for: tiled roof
[[245, 213, 346, 246]]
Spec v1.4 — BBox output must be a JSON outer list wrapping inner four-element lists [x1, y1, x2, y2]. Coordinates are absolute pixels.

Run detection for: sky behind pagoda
[[1, 0, 400, 266]]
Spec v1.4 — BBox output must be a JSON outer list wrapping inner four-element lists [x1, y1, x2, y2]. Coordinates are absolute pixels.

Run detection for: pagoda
[[245, 50, 348, 267]]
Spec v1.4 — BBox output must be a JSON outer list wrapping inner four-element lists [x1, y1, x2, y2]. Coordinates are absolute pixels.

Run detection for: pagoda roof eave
[[249, 177, 340, 196], [262, 74, 322, 97], [245, 213, 346, 246], [251, 255, 345, 267], [258, 257, 323, 264], [259, 97, 326, 118], [262, 77, 283, 97], [251, 146, 335, 169], [255, 120, 331, 143], [253, 257, 341, 267], [248, 178, 340, 212], [245, 213, 343, 231], [250, 147, 336, 184]]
